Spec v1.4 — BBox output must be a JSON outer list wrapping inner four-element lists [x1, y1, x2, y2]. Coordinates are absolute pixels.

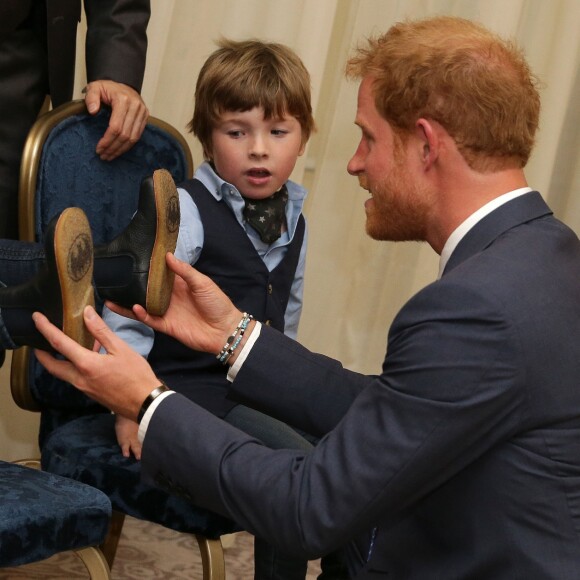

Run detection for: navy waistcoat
[[147, 179, 305, 416]]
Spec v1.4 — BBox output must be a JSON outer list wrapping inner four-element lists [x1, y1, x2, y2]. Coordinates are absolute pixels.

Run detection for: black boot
[[94, 169, 180, 316], [0, 208, 95, 350]]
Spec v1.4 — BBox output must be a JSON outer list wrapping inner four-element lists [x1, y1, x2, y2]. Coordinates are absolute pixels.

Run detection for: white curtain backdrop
[[1, 0, 578, 459]]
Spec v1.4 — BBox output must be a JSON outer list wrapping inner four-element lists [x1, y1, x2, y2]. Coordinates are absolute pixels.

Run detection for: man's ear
[[415, 118, 439, 170]]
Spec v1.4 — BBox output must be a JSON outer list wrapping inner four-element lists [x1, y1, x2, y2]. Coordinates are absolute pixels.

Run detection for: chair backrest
[[18, 99, 193, 243], [11, 99, 193, 445]]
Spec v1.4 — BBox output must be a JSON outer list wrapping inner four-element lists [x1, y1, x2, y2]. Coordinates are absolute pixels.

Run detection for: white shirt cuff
[[137, 390, 174, 443], [227, 321, 262, 382], [137, 321, 262, 442]]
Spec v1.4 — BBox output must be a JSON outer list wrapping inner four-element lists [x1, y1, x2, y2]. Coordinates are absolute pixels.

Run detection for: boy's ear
[[203, 140, 213, 161]]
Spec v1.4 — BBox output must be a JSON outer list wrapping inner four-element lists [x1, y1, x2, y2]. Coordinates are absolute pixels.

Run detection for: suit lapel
[[443, 191, 552, 276]]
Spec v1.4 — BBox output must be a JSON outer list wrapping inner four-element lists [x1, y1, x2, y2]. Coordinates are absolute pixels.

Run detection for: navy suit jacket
[[142, 192, 580, 578]]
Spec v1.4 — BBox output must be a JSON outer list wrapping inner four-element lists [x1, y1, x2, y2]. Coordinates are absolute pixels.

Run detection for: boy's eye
[[271, 129, 288, 136], [227, 130, 244, 138]]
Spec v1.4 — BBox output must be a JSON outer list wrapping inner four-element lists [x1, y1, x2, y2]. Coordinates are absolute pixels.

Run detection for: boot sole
[[146, 169, 180, 316], [53, 208, 95, 349]]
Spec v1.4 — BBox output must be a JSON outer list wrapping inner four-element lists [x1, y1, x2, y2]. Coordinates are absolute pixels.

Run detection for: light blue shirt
[[103, 161, 308, 356]]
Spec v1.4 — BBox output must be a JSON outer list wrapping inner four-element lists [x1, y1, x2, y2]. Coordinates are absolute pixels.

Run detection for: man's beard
[[364, 167, 433, 243]]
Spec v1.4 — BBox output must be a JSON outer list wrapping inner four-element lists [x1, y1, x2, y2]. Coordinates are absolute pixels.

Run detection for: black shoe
[[0, 208, 95, 350], [94, 169, 180, 316], [0, 349, 5, 368]]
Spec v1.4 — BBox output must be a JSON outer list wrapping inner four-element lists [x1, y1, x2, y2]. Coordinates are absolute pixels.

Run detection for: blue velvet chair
[[10, 100, 238, 579], [0, 460, 111, 577]]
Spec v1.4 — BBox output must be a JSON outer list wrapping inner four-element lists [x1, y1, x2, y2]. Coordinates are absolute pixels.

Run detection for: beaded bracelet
[[216, 312, 254, 365], [220, 317, 252, 365]]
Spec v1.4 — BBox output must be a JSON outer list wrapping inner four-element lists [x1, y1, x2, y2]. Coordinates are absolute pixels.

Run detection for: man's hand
[[108, 253, 244, 356], [33, 306, 158, 420], [33, 255, 247, 418], [84, 80, 149, 161]]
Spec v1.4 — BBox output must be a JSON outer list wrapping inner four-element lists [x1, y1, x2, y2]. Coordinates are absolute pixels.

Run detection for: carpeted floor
[[0, 515, 322, 579]]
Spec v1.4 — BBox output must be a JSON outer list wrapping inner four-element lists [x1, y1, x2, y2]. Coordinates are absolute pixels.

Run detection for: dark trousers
[[0, 2, 49, 238], [224, 405, 350, 579]]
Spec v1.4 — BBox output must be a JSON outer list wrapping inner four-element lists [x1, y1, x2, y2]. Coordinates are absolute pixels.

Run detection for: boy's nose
[[249, 135, 268, 158]]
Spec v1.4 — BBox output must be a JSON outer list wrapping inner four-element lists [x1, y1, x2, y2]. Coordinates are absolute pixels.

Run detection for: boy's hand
[[115, 415, 142, 459]]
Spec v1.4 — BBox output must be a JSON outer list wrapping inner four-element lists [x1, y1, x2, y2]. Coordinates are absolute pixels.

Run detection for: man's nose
[[347, 154, 361, 175], [347, 141, 365, 175]]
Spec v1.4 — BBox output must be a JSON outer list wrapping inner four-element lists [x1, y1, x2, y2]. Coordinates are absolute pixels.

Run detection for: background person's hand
[[84, 80, 149, 161]]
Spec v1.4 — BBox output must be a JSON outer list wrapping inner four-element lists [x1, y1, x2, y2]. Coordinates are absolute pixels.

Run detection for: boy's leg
[[224, 404, 311, 580], [223, 405, 349, 580], [0, 240, 45, 286], [223, 404, 314, 451], [0, 207, 94, 350], [0, 239, 45, 365]]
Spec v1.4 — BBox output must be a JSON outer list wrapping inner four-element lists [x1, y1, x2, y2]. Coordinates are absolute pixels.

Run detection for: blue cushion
[[0, 461, 111, 567], [41, 414, 239, 538]]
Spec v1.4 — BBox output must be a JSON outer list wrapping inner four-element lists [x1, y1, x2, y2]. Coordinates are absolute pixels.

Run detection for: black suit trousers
[[0, 3, 49, 239]]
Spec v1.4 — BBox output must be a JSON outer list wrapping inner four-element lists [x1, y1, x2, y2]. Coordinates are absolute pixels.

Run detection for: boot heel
[[53, 208, 95, 348], [146, 169, 180, 315]]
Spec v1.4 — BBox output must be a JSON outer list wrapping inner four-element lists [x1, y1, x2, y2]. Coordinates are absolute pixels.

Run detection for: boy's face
[[209, 107, 305, 199]]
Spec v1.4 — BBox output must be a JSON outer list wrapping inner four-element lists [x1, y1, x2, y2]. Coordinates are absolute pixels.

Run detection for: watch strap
[[137, 383, 170, 423]]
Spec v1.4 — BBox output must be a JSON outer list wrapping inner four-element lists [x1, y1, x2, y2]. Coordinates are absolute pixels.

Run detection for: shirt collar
[[437, 187, 533, 279], [193, 160, 307, 203], [194, 161, 236, 201], [192, 161, 307, 247]]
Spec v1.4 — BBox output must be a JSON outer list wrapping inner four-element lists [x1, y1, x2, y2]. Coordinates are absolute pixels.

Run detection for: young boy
[[105, 40, 347, 579]]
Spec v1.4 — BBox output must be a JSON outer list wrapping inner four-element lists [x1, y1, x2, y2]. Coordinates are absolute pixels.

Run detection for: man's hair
[[189, 38, 315, 159], [346, 16, 541, 171]]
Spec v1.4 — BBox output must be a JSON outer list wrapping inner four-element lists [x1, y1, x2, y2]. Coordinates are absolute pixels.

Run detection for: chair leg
[[195, 535, 225, 580], [74, 546, 111, 579], [100, 510, 126, 570]]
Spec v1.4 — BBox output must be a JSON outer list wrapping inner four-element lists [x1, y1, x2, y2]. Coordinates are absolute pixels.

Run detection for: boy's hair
[[346, 16, 541, 172], [189, 38, 315, 159]]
